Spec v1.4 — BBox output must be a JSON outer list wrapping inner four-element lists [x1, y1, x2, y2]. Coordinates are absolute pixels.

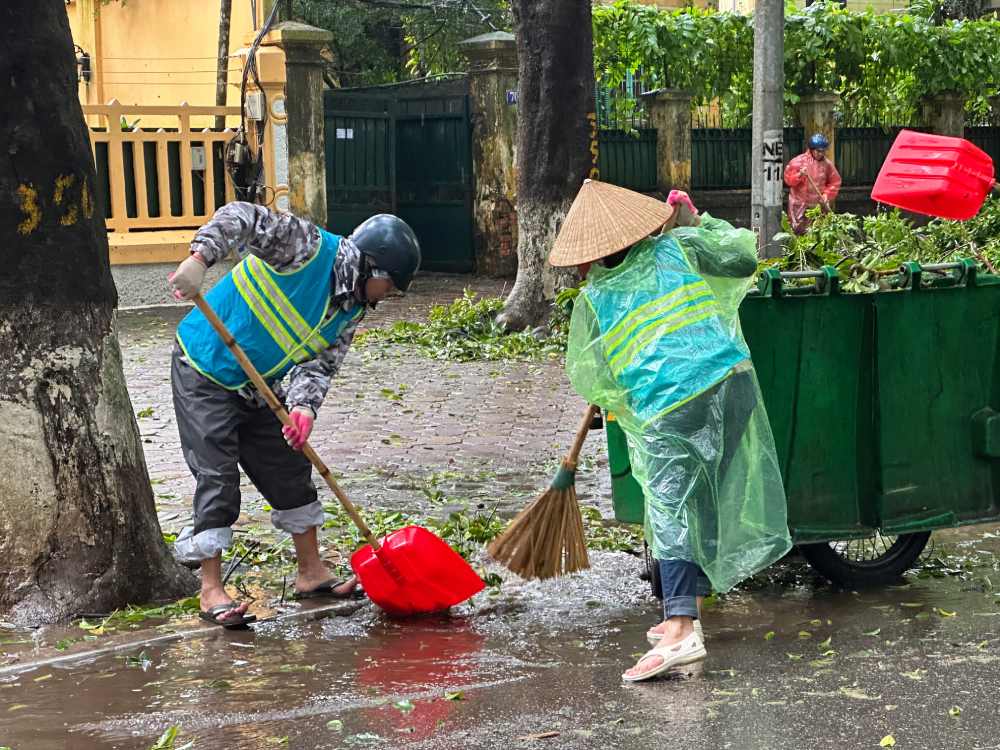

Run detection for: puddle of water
[[5, 532, 1000, 749]]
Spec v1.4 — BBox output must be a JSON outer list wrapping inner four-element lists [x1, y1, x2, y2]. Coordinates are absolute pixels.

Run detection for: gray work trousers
[[170, 347, 324, 562]]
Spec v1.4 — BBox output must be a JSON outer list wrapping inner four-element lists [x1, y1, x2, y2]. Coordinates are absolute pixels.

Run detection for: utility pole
[[750, 0, 785, 258]]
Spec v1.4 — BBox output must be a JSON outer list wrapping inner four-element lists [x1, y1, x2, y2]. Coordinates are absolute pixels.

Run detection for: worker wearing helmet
[[784, 132, 842, 234], [167, 203, 420, 627]]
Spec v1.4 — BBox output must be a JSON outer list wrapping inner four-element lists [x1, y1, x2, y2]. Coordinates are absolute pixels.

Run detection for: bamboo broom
[[488, 404, 598, 579]]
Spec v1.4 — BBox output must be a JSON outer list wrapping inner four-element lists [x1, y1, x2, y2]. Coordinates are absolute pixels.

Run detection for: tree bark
[[215, 0, 234, 131], [498, 0, 595, 332], [0, 0, 195, 625]]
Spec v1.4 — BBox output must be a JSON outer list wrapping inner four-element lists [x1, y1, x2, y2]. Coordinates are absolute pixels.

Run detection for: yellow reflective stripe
[[604, 287, 714, 360], [609, 301, 718, 374], [245, 256, 330, 355], [232, 263, 298, 356], [603, 280, 710, 354]]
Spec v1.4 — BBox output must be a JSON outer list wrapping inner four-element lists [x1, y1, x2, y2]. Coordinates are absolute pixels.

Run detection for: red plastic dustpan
[[871, 129, 996, 221], [352, 525, 485, 617]]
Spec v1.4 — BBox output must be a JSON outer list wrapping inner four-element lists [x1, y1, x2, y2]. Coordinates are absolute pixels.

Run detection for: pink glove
[[282, 407, 314, 451], [667, 190, 700, 226]]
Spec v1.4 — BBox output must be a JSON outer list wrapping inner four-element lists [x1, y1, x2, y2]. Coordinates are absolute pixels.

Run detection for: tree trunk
[[215, 0, 234, 131], [497, 0, 595, 332], [0, 0, 195, 625]]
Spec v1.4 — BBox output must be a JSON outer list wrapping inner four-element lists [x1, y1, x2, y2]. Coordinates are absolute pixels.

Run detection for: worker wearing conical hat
[[554, 180, 791, 682]]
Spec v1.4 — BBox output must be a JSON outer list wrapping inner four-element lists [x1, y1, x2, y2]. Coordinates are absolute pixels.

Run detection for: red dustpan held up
[[871, 129, 996, 221]]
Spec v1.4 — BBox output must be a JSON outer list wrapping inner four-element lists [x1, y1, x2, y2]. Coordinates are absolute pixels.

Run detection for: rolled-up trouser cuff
[[664, 595, 700, 620], [271, 500, 325, 535], [173, 526, 233, 563]]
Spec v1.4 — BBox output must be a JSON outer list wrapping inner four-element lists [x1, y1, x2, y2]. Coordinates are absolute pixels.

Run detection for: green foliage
[[295, 0, 510, 87], [581, 506, 643, 552], [149, 726, 194, 750], [355, 290, 567, 361], [777, 197, 1000, 292], [592, 0, 1000, 127], [402, 1, 511, 77], [592, 1, 751, 106]]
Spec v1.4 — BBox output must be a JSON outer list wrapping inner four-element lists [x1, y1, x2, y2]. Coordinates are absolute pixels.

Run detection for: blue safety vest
[[176, 229, 363, 389], [584, 235, 748, 425]]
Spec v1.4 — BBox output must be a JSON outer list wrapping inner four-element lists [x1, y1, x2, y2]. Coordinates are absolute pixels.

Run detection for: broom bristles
[[488, 480, 590, 580]]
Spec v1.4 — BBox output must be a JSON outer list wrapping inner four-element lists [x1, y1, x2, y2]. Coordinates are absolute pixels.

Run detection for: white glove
[[168, 253, 207, 301]]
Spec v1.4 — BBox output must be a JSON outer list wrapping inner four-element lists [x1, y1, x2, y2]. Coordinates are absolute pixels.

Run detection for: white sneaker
[[647, 619, 703, 646], [623, 632, 707, 683]]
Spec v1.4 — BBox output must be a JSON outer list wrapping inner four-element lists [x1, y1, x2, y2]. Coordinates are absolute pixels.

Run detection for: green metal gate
[[323, 90, 474, 274]]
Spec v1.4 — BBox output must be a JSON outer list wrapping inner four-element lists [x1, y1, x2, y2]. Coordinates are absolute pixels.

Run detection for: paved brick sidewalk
[[119, 274, 612, 540]]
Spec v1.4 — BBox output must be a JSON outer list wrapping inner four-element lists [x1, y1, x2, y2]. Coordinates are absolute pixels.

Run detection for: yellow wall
[[66, 0, 265, 125]]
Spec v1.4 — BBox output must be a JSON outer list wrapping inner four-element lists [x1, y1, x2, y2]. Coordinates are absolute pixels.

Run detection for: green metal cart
[[607, 261, 1000, 590]]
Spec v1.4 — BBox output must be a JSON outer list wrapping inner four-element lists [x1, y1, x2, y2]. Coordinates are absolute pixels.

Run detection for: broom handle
[[192, 294, 381, 551], [804, 171, 830, 208], [565, 404, 600, 468]]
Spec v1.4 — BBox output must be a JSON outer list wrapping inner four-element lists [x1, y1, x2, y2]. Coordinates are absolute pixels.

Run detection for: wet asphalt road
[[5, 531, 1000, 750]]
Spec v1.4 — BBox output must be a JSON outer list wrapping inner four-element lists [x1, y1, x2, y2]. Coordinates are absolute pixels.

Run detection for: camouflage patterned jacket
[[187, 201, 365, 415]]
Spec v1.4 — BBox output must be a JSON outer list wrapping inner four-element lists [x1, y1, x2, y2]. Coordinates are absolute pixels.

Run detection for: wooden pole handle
[[805, 171, 829, 208], [192, 294, 380, 550], [564, 404, 599, 469]]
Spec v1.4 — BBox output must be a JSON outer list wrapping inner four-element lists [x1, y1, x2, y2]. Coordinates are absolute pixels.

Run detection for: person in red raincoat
[[784, 133, 842, 234]]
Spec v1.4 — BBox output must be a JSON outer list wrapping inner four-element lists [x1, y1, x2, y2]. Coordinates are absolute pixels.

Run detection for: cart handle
[[755, 266, 840, 298], [899, 259, 977, 290]]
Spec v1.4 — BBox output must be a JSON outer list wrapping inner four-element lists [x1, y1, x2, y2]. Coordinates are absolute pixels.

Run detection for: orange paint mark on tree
[[81, 179, 94, 219], [16, 184, 41, 236], [587, 112, 600, 180], [54, 174, 75, 205]]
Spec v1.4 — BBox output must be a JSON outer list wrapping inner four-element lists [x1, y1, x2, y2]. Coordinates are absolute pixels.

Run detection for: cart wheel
[[799, 531, 931, 587], [643, 543, 663, 599]]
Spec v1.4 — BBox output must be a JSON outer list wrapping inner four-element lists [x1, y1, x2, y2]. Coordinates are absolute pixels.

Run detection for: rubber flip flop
[[292, 579, 365, 601], [199, 603, 257, 629]]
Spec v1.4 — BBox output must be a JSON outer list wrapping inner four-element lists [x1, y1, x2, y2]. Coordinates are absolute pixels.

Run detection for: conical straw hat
[[548, 179, 675, 267]]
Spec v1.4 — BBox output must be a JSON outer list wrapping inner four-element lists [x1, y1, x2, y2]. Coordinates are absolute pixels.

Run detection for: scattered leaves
[[150, 726, 194, 750], [394, 699, 415, 713], [840, 686, 881, 701]]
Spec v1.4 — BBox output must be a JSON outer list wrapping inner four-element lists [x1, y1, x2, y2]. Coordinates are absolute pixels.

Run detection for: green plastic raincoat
[[566, 213, 791, 592]]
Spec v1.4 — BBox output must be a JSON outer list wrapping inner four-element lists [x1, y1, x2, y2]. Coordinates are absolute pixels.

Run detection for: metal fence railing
[[965, 126, 1000, 170], [836, 126, 924, 187], [598, 129, 658, 192], [691, 127, 803, 190]]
